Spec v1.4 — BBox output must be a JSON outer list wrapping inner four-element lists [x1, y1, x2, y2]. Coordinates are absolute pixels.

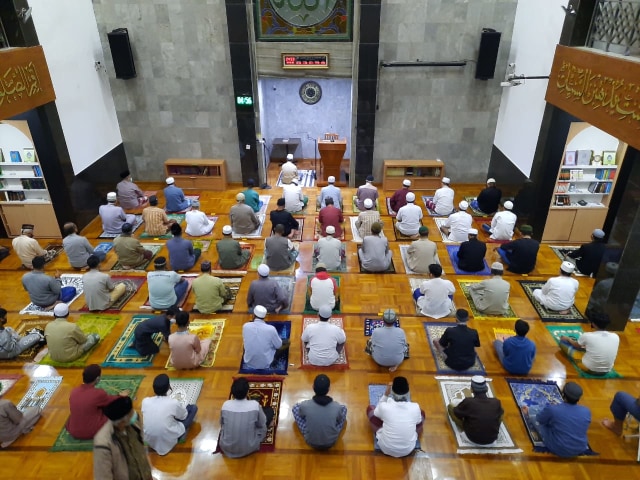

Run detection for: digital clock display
[[282, 53, 329, 69], [236, 95, 253, 106]]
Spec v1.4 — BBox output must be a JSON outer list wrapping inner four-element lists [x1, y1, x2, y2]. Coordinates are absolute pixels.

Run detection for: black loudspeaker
[[475, 28, 501, 80], [107, 28, 136, 79]]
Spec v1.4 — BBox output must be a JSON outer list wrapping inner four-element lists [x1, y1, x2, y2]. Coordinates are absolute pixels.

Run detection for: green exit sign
[[236, 95, 253, 106]]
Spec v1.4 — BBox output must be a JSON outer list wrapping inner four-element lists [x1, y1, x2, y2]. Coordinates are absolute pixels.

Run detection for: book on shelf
[[556, 182, 570, 193], [22, 148, 36, 163], [559, 170, 571, 180], [576, 150, 592, 165], [9, 151, 21, 163], [32, 165, 42, 177], [555, 195, 571, 206], [564, 150, 577, 166], [0, 149, 4, 162], [595, 168, 616, 180], [569, 169, 583, 181]]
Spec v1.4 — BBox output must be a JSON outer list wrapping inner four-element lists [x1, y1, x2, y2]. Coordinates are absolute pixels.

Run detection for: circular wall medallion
[[299, 81, 322, 105], [272, 1, 338, 28]]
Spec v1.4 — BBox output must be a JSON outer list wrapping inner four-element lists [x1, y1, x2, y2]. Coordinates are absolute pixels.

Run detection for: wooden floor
[[1, 163, 639, 479]]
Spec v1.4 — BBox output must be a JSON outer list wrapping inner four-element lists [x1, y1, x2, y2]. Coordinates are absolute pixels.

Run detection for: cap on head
[[119, 170, 130, 179], [83, 364, 101, 384], [442, 177, 451, 184], [327, 176, 336, 183], [107, 192, 117, 202], [366, 175, 374, 182], [290, 177, 299, 185], [153, 373, 171, 395], [392, 376, 410, 395], [315, 262, 327, 272], [165, 177, 175, 185], [382, 308, 397, 324], [154, 256, 167, 268], [419, 226, 429, 236], [592, 228, 605, 239], [406, 192, 416, 202], [459, 200, 469, 211], [486, 178, 496, 185], [468, 228, 478, 235], [222, 225, 233, 235], [318, 305, 332, 319], [21, 223, 34, 232], [257, 264, 270, 277], [236, 192, 245, 202], [53, 303, 69, 318], [560, 261, 576, 274], [121, 222, 133, 234], [325, 225, 336, 235], [519, 224, 533, 234], [402, 179, 411, 187], [562, 381, 583, 402], [286, 153, 293, 161], [363, 198, 374, 209], [503, 201, 513, 210], [313, 374, 331, 396], [491, 261, 504, 271], [191, 199, 200, 208], [253, 305, 267, 319], [471, 375, 488, 394], [104, 396, 133, 421], [456, 309, 469, 323]]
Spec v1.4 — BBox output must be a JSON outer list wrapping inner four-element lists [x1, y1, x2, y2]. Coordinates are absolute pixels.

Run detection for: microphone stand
[[260, 139, 272, 189]]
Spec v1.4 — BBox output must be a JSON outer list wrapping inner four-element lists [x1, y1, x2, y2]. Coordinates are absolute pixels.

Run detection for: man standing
[[83, 255, 127, 311], [395, 192, 423, 238], [496, 224, 539, 274], [230, 193, 260, 234], [474, 178, 502, 215], [494, 319, 536, 375], [468, 262, 511, 315], [456, 228, 486, 272], [21, 255, 63, 308], [301, 305, 346, 367], [433, 309, 480, 371], [242, 178, 261, 212], [242, 305, 289, 370], [280, 153, 298, 184], [147, 256, 188, 310], [99, 192, 136, 235], [358, 222, 392, 272], [308, 264, 339, 311], [413, 263, 455, 318], [355, 198, 382, 240], [566, 228, 607, 276], [67, 364, 129, 440], [113, 222, 153, 269], [318, 197, 344, 237], [63, 222, 106, 269], [247, 265, 290, 313], [389, 179, 411, 213], [292, 374, 347, 450], [317, 175, 343, 210], [483, 200, 516, 241], [164, 177, 191, 213], [133, 306, 177, 356], [406, 226, 439, 273], [12, 224, 53, 269], [264, 224, 297, 271], [447, 375, 503, 445], [216, 225, 251, 269], [426, 177, 455, 215], [269, 198, 300, 237], [355, 175, 379, 211], [116, 170, 147, 210], [192, 261, 230, 314], [166, 223, 201, 271], [142, 195, 176, 236], [282, 177, 308, 213], [314, 226, 344, 271], [366, 309, 409, 372], [185, 200, 214, 236], [440, 201, 473, 242], [142, 374, 197, 456], [533, 261, 579, 313], [45, 304, 100, 363]]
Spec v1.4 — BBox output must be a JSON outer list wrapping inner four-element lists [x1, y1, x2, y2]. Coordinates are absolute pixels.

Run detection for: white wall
[[30, 0, 122, 174], [493, 0, 567, 177]]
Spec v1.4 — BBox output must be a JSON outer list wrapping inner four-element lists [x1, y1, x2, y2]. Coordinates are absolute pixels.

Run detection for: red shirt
[[318, 205, 344, 236], [67, 383, 120, 439]]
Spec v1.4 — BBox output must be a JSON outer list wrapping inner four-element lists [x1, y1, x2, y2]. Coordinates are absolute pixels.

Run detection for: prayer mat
[[349, 216, 364, 243], [548, 246, 587, 276], [507, 377, 598, 455], [79, 275, 145, 313], [19, 274, 84, 316], [185, 217, 218, 239], [168, 378, 204, 407], [239, 321, 291, 375], [271, 217, 304, 241], [494, 327, 515, 342], [545, 325, 622, 379], [0, 374, 22, 397], [436, 376, 522, 454], [17, 375, 62, 412], [408, 277, 456, 317], [312, 217, 345, 241], [249, 254, 296, 275], [399, 244, 422, 275], [110, 243, 163, 271], [475, 222, 511, 245], [423, 322, 486, 375], [364, 317, 400, 336], [433, 218, 458, 243], [232, 213, 266, 239], [99, 215, 143, 238], [4, 318, 49, 362], [300, 317, 348, 370], [304, 275, 341, 313], [368, 384, 422, 452], [446, 245, 491, 275], [352, 195, 380, 213], [519, 280, 585, 322], [392, 218, 423, 241], [192, 239, 212, 252], [421, 196, 440, 216], [385, 197, 397, 216], [239, 377, 284, 452], [218, 277, 243, 312], [102, 315, 163, 368], [212, 244, 254, 274], [276, 169, 315, 187], [50, 375, 145, 452], [138, 214, 185, 239], [464, 196, 492, 217], [93, 242, 113, 255], [258, 195, 271, 214], [358, 255, 396, 274], [311, 242, 347, 271], [458, 280, 518, 320], [141, 276, 194, 310], [165, 319, 225, 369], [44, 243, 64, 263], [40, 314, 120, 367], [273, 275, 295, 314], [167, 196, 200, 214]]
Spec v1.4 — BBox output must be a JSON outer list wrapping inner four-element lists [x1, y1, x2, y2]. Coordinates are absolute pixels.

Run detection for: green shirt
[[192, 273, 228, 314]]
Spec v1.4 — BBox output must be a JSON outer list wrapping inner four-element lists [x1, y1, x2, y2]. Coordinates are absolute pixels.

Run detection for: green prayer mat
[[50, 375, 144, 452], [304, 275, 341, 313], [40, 314, 120, 367], [139, 214, 185, 239]]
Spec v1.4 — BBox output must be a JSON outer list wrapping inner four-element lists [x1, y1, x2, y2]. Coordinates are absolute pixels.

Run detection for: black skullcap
[[83, 364, 101, 384], [104, 396, 133, 421], [153, 374, 171, 395], [392, 376, 410, 396]]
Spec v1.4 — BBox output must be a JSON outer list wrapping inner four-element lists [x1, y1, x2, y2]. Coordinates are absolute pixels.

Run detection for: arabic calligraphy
[[555, 59, 640, 127], [0, 62, 43, 107]]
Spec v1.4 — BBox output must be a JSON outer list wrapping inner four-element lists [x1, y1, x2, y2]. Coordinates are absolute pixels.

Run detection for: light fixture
[[561, 5, 576, 15], [16, 7, 32, 23], [500, 62, 549, 88]]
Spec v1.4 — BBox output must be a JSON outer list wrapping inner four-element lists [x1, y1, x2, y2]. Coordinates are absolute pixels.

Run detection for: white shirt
[[141, 395, 188, 456], [534, 275, 579, 311], [432, 186, 455, 215], [185, 210, 214, 236], [444, 211, 473, 242], [417, 277, 455, 318], [309, 275, 337, 309], [301, 321, 346, 366], [578, 330, 620, 372], [282, 184, 304, 212], [373, 395, 422, 457], [490, 211, 517, 240], [395, 203, 423, 235], [281, 161, 298, 183]]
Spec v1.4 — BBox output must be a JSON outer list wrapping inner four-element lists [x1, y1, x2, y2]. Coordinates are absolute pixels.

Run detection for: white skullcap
[[318, 305, 332, 319], [468, 228, 478, 235], [363, 198, 373, 209], [487, 178, 496, 184], [402, 179, 411, 187], [328, 176, 336, 183], [165, 177, 175, 185], [325, 225, 335, 235], [561, 261, 576, 274], [286, 154, 293, 161], [106, 192, 117, 202], [504, 201, 513, 210], [236, 192, 245, 202], [406, 192, 416, 202], [222, 225, 232, 235], [592, 229, 605, 239], [442, 177, 451, 184], [53, 303, 69, 317], [253, 305, 267, 319], [459, 200, 469, 210], [257, 264, 270, 277]]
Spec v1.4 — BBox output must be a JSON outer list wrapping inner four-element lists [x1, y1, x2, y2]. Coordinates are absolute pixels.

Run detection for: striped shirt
[[142, 206, 170, 236], [355, 210, 382, 239]]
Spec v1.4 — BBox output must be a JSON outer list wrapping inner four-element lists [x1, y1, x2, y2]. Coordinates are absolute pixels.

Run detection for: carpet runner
[[0, 374, 22, 397], [433, 218, 457, 243], [364, 317, 400, 336], [17, 376, 62, 412]]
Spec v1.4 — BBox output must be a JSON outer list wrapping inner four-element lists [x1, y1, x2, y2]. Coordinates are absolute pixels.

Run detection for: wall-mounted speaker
[[107, 28, 136, 79], [475, 28, 501, 80]]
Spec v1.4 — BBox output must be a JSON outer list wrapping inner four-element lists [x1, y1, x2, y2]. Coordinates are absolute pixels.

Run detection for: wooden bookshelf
[[164, 158, 227, 191], [382, 160, 445, 190]]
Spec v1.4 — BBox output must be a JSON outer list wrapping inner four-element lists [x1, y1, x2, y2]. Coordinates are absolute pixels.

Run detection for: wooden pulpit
[[317, 137, 346, 184]]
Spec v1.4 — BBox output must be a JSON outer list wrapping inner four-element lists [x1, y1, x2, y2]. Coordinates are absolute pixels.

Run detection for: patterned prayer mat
[[358, 255, 396, 274], [232, 213, 266, 239], [141, 276, 194, 310], [40, 314, 120, 367], [548, 246, 587, 276], [464, 196, 492, 217], [421, 196, 440, 216], [446, 245, 491, 275], [437, 376, 521, 454], [312, 217, 344, 241], [311, 242, 347, 271], [289, 218, 305, 241], [19, 274, 84, 316], [399, 244, 421, 275], [192, 239, 212, 252], [368, 384, 421, 452], [273, 276, 295, 314], [93, 242, 113, 255], [423, 322, 486, 375], [519, 280, 585, 322], [102, 315, 163, 368], [458, 280, 518, 320], [168, 378, 204, 407], [2, 318, 50, 362], [507, 377, 598, 455], [44, 244, 64, 264], [80, 276, 145, 313], [240, 377, 284, 452], [0, 374, 22, 397], [408, 277, 456, 317], [392, 218, 423, 241], [17, 376, 62, 412], [139, 213, 185, 239], [300, 316, 348, 370], [50, 375, 144, 452], [349, 216, 364, 243], [250, 253, 297, 275], [218, 277, 243, 312], [545, 325, 622, 379], [351, 195, 380, 213], [258, 195, 271, 214], [239, 321, 291, 375], [304, 275, 341, 313], [433, 218, 457, 243], [364, 318, 400, 336], [494, 327, 515, 342], [276, 169, 315, 187], [99, 215, 143, 239], [385, 197, 397, 216], [212, 244, 254, 274], [110, 243, 163, 271], [166, 319, 225, 369], [168, 195, 200, 214]]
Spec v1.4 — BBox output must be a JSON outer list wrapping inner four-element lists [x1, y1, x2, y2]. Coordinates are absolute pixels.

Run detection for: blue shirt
[[242, 319, 282, 369], [167, 237, 196, 271], [502, 336, 536, 375], [536, 402, 591, 457], [164, 185, 190, 212]]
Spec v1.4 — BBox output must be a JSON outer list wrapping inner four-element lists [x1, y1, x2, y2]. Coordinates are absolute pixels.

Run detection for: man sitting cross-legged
[[22, 255, 75, 309], [413, 263, 454, 319], [113, 222, 154, 269], [0, 308, 45, 360], [493, 319, 536, 375], [301, 305, 346, 367], [432, 309, 480, 371], [365, 309, 409, 372], [191, 261, 231, 314], [532, 261, 579, 314], [242, 305, 290, 370], [168, 311, 211, 369], [44, 304, 100, 363], [141, 195, 176, 236], [133, 306, 177, 356], [82, 254, 127, 311], [467, 262, 510, 315]]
